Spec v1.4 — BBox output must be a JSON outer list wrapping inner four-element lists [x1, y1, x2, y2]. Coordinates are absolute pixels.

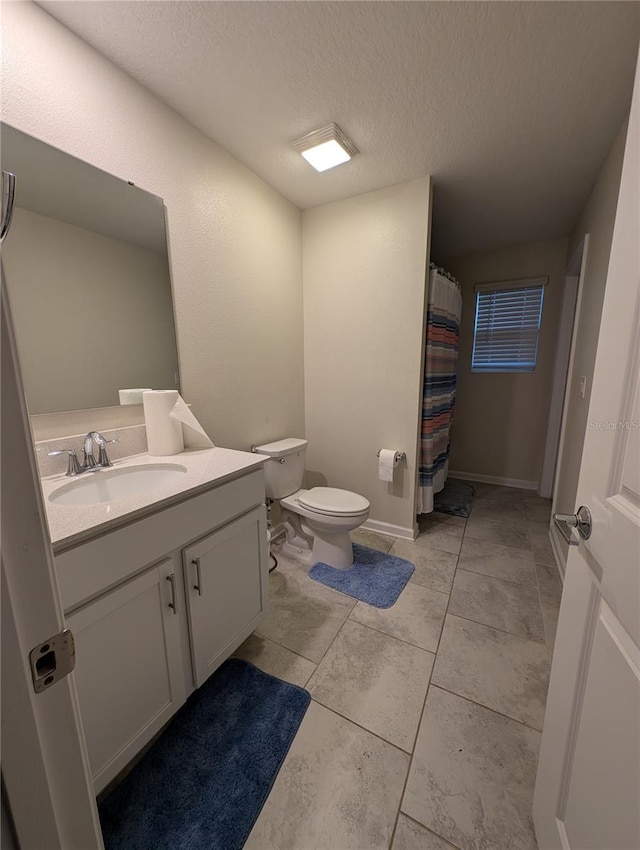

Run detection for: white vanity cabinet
[[54, 466, 268, 793], [66, 557, 187, 792], [184, 507, 267, 687]]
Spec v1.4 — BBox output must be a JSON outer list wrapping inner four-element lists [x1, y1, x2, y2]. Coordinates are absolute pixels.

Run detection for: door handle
[[192, 557, 203, 596], [553, 505, 592, 546], [166, 573, 178, 614]]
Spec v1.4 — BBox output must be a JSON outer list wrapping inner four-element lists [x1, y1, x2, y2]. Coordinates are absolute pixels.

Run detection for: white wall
[[303, 178, 431, 535], [1, 2, 304, 448], [445, 237, 568, 486], [554, 120, 627, 517], [4, 207, 178, 414]]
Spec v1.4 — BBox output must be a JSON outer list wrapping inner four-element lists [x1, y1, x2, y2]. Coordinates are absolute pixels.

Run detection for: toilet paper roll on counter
[[142, 390, 215, 456], [378, 449, 401, 482], [119, 388, 152, 405]]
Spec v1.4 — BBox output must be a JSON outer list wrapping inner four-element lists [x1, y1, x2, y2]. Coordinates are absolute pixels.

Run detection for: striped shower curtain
[[417, 268, 463, 514]]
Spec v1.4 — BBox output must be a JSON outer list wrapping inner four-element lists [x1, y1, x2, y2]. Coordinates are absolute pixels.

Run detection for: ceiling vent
[[292, 123, 359, 172]]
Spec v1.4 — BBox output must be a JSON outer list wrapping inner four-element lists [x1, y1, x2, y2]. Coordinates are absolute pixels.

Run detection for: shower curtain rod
[[429, 262, 461, 291]]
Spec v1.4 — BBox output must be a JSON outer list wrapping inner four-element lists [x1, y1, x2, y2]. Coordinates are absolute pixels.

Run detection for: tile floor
[[235, 483, 563, 850]]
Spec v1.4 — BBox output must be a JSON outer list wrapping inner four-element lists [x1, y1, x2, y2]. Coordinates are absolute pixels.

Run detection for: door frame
[[539, 237, 589, 502]]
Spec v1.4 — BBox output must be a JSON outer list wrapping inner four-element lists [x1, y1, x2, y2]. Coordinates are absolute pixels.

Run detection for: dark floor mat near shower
[[434, 479, 476, 517], [99, 658, 311, 850]]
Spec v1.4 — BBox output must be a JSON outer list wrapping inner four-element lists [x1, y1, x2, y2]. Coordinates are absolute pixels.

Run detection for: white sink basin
[[49, 464, 188, 506]]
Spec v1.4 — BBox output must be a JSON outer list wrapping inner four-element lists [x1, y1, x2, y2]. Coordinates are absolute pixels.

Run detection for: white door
[[533, 54, 640, 850], [1, 273, 103, 846]]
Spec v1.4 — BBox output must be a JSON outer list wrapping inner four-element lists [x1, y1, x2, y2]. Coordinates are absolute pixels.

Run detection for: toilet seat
[[297, 487, 369, 517]]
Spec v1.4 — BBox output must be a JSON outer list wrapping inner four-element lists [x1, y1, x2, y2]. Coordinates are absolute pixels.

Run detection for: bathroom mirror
[[1, 123, 180, 415]]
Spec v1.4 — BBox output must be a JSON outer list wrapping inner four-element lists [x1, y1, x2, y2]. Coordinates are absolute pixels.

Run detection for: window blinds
[[472, 279, 546, 372]]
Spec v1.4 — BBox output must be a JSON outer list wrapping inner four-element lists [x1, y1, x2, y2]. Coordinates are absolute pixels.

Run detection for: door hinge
[[29, 629, 76, 693]]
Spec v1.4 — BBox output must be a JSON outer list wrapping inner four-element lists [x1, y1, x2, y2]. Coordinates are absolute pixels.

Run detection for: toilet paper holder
[[376, 449, 406, 461]]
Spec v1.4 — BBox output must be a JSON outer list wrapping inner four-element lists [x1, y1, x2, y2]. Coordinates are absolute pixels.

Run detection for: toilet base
[[280, 535, 354, 570], [310, 532, 354, 570], [277, 495, 367, 571]]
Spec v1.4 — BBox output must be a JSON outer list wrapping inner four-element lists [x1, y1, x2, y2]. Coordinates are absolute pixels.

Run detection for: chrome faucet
[[83, 431, 119, 470], [82, 432, 99, 471], [48, 431, 119, 477]]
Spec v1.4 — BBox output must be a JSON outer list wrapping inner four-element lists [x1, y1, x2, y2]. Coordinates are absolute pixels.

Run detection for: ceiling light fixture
[[292, 123, 359, 173]]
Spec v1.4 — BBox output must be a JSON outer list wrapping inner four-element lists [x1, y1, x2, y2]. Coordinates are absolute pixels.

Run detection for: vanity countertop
[[41, 447, 267, 554]]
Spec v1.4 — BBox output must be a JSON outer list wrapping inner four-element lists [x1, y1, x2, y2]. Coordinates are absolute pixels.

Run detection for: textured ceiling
[[37, 1, 639, 257]]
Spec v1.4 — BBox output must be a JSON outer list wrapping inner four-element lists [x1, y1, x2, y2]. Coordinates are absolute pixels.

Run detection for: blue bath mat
[[434, 478, 475, 518], [309, 542, 414, 608], [99, 658, 310, 850]]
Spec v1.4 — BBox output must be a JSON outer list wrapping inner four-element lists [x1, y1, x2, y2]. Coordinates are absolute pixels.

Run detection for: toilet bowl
[[281, 487, 369, 569], [253, 438, 370, 570]]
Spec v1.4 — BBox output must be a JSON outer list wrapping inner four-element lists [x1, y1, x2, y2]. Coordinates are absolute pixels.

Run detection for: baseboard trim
[[448, 470, 538, 491], [360, 518, 416, 542], [549, 525, 567, 581]]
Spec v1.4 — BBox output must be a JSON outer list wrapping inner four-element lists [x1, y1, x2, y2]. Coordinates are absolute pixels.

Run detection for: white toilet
[[254, 438, 369, 569]]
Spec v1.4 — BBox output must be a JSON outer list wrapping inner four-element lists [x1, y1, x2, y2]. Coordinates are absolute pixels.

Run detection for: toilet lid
[[298, 487, 370, 516]]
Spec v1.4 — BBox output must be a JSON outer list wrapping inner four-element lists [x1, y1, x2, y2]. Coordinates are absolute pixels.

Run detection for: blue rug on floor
[[309, 542, 414, 608], [99, 658, 310, 850], [434, 478, 475, 518]]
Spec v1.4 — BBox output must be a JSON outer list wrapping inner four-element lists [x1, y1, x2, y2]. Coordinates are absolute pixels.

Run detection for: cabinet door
[[184, 506, 268, 687], [66, 559, 186, 792]]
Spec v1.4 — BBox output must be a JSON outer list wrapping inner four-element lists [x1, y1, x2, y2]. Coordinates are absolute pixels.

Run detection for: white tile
[[457, 536, 536, 586], [390, 538, 458, 594], [256, 555, 356, 662], [465, 514, 531, 550], [414, 519, 464, 555], [402, 687, 540, 850], [393, 815, 458, 850], [245, 702, 410, 850], [352, 528, 395, 553], [528, 522, 556, 566], [449, 569, 545, 642], [350, 582, 448, 653], [432, 614, 550, 730], [524, 502, 552, 523], [470, 496, 526, 521], [233, 632, 316, 687], [308, 620, 434, 751]]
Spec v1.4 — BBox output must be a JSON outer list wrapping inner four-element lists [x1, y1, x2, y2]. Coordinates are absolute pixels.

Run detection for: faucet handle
[[97, 438, 119, 468], [48, 449, 82, 477]]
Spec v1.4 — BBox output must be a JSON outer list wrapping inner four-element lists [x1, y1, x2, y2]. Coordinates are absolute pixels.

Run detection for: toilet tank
[[254, 438, 307, 499]]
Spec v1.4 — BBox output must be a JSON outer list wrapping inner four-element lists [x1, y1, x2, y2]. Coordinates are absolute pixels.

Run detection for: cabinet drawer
[[57, 469, 264, 612]]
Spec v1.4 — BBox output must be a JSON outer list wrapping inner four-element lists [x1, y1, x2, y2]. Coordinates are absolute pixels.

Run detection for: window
[[472, 278, 546, 372]]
